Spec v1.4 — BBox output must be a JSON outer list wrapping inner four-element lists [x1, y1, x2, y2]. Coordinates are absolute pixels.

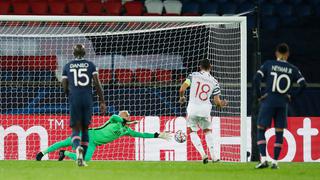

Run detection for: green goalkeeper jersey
[[90, 115, 155, 145]]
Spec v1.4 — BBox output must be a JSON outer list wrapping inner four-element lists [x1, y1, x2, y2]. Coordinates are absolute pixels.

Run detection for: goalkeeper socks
[[42, 149, 48, 155], [71, 130, 81, 149], [190, 132, 206, 157], [205, 132, 217, 160], [274, 131, 284, 160], [64, 151, 77, 161], [257, 128, 267, 159]]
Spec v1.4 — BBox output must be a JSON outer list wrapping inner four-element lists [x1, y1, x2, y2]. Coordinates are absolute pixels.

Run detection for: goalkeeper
[[36, 111, 171, 162]]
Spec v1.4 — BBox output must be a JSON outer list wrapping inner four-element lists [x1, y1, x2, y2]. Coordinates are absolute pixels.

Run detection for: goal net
[[0, 16, 247, 162]]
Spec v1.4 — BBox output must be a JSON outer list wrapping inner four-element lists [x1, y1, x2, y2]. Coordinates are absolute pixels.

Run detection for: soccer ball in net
[[174, 130, 187, 143]]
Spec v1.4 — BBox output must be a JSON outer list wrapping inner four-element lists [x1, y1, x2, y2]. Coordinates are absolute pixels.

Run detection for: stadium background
[[1, 0, 319, 116], [0, 0, 319, 162]]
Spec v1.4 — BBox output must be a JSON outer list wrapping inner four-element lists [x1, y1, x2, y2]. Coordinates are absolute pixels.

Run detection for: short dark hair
[[200, 59, 211, 70], [276, 43, 289, 54], [73, 44, 86, 58]]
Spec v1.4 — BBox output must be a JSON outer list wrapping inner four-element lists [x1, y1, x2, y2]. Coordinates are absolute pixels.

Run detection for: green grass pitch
[[0, 161, 318, 180]]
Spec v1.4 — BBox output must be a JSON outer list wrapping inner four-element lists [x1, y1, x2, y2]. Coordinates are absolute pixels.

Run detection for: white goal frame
[[0, 15, 247, 162]]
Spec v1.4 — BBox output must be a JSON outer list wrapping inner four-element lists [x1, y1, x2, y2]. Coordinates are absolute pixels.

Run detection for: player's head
[[199, 59, 212, 71], [119, 110, 130, 121], [275, 43, 289, 61], [73, 44, 86, 59]]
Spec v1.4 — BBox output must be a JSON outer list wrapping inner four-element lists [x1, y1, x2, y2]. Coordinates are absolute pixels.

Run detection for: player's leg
[[81, 125, 89, 161], [199, 117, 219, 162], [63, 142, 96, 163], [36, 137, 72, 161], [70, 101, 82, 150], [271, 128, 283, 169], [81, 100, 92, 161], [71, 125, 81, 150], [73, 125, 85, 166], [271, 107, 287, 169], [189, 128, 207, 164], [83, 142, 96, 162], [255, 105, 274, 169], [256, 125, 267, 166], [203, 128, 219, 162], [64, 151, 77, 161], [187, 116, 207, 164], [70, 98, 85, 166]]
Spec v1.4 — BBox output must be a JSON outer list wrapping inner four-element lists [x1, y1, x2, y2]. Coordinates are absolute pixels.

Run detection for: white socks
[[260, 156, 277, 165], [190, 132, 206, 158], [205, 132, 218, 161], [190, 131, 218, 160], [272, 159, 278, 165]]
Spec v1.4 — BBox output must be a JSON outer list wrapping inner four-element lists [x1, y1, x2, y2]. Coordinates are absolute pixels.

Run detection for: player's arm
[[179, 76, 191, 105], [254, 62, 268, 101], [293, 79, 306, 97], [126, 128, 171, 140], [62, 79, 68, 95], [89, 115, 125, 130], [254, 74, 263, 100], [92, 73, 106, 115], [211, 84, 227, 108], [61, 65, 68, 95], [213, 95, 228, 108], [289, 68, 307, 100]]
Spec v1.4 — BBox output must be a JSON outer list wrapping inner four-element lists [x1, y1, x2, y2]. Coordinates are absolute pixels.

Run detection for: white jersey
[[186, 71, 220, 117]]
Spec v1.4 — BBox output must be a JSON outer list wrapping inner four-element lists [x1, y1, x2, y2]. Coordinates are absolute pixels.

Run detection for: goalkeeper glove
[[155, 132, 172, 141]]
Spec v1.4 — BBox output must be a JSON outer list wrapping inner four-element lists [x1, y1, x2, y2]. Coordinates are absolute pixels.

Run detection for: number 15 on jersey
[[70, 68, 89, 87]]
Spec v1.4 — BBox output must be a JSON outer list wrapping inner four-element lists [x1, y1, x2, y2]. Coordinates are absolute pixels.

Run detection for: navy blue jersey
[[62, 59, 98, 97], [256, 60, 305, 107]]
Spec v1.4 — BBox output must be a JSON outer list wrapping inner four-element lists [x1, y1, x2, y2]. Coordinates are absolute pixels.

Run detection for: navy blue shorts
[[69, 94, 93, 128], [257, 104, 288, 128]]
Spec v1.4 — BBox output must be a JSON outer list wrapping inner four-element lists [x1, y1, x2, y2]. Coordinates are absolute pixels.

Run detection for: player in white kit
[[179, 59, 228, 164]]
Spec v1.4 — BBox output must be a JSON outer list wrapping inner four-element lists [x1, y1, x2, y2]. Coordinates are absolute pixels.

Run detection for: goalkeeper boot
[[36, 152, 44, 161], [76, 146, 84, 167], [58, 150, 65, 161], [255, 161, 269, 169], [202, 155, 209, 164]]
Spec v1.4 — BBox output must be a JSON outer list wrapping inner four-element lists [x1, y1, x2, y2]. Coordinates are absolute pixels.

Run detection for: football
[[174, 130, 187, 143]]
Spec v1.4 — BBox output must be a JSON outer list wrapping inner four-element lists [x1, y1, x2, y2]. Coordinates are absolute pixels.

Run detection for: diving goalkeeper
[[36, 111, 171, 162]]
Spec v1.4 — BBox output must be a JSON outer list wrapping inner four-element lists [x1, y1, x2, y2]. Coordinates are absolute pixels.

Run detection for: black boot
[[58, 150, 66, 161], [36, 152, 44, 161]]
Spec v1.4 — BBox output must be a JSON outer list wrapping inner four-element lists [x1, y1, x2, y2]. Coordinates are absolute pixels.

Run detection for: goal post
[[0, 15, 247, 162], [240, 19, 247, 163]]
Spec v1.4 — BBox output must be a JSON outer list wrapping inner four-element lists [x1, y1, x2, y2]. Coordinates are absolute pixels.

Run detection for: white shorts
[[187, 115, 212, 132], [187, 103, 212, 118]]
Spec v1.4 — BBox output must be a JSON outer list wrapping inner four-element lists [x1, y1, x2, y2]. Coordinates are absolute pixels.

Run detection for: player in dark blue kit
[[61, 44, 106, 166], [254, 43, 306, 169]]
